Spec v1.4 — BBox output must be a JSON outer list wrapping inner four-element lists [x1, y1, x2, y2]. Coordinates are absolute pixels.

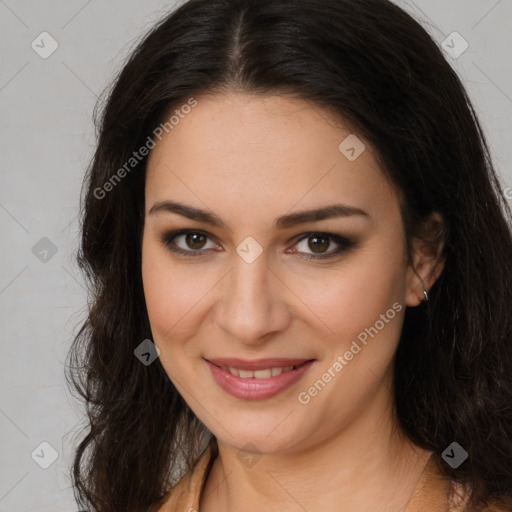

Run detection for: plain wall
[[1, 1, 511, 510]]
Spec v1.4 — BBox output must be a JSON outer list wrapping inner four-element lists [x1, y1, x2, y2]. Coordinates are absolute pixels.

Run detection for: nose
[[214, 252, 292, 346]]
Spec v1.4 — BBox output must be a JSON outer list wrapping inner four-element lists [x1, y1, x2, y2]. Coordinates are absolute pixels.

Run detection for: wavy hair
[[66, 0, 512, 510]]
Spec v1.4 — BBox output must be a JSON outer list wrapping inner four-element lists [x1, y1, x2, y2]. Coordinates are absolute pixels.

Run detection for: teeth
[[221, 365, 298, 378], [254, 369, 272, 378]]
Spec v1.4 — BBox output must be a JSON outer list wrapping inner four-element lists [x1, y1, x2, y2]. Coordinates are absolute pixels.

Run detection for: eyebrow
[[148, 200, 369, 230]]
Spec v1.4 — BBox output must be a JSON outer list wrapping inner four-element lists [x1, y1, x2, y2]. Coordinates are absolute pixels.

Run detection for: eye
[[160, 230, 356, 260], [291, 232, 356, 260], [161, 230, 219, 258]]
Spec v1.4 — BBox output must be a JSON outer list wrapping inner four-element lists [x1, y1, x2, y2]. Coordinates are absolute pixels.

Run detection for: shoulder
[[476, 500, 512, 512], [448, 470, 512, 512], [153, 442, 216, 512], [412, 455, 511, 512]]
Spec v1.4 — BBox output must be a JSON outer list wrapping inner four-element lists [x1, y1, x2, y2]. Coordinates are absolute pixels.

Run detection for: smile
[[205, 358, 315, 400]]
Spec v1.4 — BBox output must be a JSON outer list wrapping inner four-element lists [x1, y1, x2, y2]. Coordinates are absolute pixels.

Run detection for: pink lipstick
[[205, 357, 315, 400]]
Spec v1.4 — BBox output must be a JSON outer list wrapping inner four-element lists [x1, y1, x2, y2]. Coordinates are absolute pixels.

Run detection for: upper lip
[[205, 357, 314, 370]]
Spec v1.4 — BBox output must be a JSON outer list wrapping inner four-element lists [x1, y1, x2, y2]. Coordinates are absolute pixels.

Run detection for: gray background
[[0, 1, 511, 510]]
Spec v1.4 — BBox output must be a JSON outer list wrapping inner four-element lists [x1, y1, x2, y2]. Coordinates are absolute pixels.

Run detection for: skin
[[141, 91, 445, 512]]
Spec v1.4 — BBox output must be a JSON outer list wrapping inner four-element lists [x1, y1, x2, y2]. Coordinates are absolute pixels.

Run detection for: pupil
[[187, 233, 206, 249], [310, 235, 328, 253]]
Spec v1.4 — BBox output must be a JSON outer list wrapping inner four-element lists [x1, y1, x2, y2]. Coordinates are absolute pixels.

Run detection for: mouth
[[204, 357, 316, 400]]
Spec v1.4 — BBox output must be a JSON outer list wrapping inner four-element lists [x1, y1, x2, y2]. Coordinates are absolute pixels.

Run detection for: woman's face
[[142, 92, 435, 454]]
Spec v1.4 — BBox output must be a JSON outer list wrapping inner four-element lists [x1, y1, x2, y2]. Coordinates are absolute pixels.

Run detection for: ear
[[405, 212, 446, 307]]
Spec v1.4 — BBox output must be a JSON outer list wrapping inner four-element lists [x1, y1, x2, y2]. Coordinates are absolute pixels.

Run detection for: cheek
[[292, 254, 406, 428], [291, 242, 407, 420], [292, 242, 406, 345], [141, 239, 215, 389], [141, 237, 204, 342]]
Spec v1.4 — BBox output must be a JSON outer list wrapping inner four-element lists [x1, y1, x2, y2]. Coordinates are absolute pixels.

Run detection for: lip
[[205, 357, 316, 400]]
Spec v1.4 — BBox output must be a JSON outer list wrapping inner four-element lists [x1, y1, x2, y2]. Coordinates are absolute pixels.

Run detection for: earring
[[422, 289, 429, 302]]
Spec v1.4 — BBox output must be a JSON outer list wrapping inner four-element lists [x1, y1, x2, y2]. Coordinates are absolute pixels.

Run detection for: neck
[[200, 377, 433, 512]]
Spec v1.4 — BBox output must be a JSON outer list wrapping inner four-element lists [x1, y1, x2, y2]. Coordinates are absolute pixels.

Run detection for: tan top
[[154, 441, 493, 512]]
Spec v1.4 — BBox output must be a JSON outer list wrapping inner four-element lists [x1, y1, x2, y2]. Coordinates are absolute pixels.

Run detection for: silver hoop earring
[[422, 289, 429, 302]]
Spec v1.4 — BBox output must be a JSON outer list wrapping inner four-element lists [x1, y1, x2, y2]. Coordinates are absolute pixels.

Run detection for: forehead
[[145, 92, 399, 223]]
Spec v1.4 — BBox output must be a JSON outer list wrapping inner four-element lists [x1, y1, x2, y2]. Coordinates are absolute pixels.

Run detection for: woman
[[66, 0, 512, 511]]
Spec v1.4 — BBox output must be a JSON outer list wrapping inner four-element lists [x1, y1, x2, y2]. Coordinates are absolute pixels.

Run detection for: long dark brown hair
[[66, 0, 512, 510]]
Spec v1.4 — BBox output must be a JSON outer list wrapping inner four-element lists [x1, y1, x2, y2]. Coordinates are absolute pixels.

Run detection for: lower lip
[[206, 360, 315, 400]]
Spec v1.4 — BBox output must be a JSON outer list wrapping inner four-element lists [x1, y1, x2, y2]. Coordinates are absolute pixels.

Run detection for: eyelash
[[160, 229, 356, 261]]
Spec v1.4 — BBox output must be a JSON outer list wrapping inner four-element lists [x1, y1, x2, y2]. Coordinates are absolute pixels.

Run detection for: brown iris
[[185, 232, 208, 250], [308, 234, 330, 254]]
